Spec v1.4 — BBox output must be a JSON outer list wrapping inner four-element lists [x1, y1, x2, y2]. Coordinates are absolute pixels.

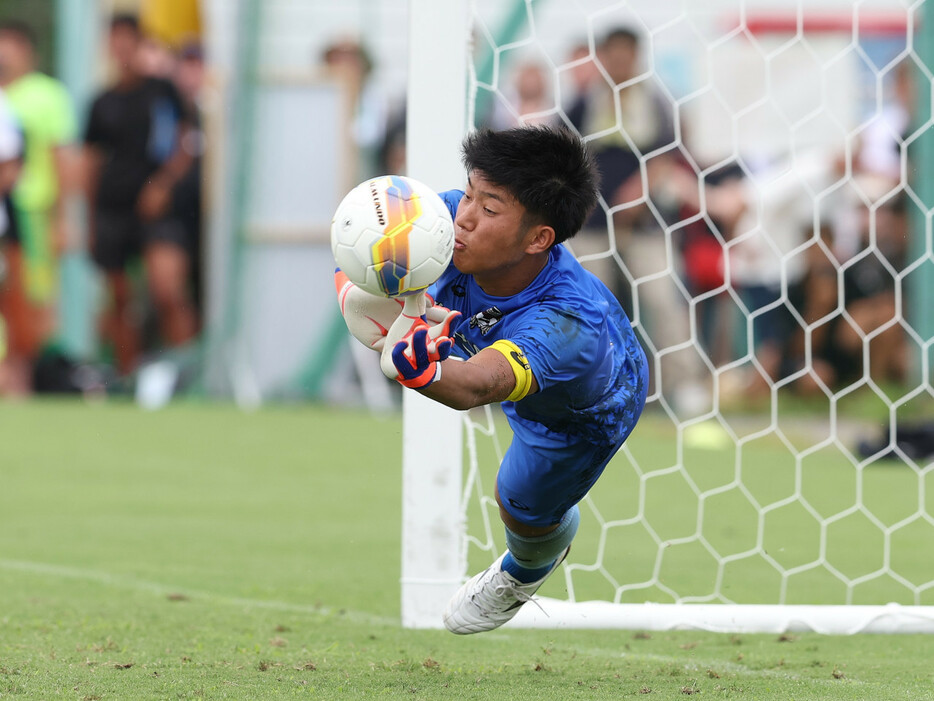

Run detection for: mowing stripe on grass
[[0, 558, 398, 627]]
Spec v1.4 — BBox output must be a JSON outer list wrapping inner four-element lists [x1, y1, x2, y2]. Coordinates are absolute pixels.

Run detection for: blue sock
[[501, 505, 580, 584], [502, 552, 555, 583]]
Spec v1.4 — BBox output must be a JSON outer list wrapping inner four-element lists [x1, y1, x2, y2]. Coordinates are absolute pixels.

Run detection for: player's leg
[[443, 435, 617, 634], [103, 270, 138, 376], [142, 219, 198, 347], [0, 208, 59, 393], [92, 211, 140, 375], [19, 208, 59, 356], [0, 241, 36, 394], [496, 483, 579, 582]]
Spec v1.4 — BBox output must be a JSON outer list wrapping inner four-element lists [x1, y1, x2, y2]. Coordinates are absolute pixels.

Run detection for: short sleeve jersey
[[428, 189, 648, 447], [5, 71, 76, 211], [85, 76, 188, 211]]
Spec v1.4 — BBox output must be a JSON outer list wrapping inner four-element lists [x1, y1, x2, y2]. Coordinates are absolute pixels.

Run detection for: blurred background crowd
[[0, 0, 204, 399], [0, 0, 930, 419]]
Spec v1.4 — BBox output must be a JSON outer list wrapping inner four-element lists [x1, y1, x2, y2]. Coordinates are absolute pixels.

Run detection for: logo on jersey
[[453, 331, 480, 357], [468, 306, 504, 336]]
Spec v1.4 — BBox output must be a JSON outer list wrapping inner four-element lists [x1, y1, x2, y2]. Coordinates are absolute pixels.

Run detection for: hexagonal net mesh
[[453, 0, 934, 633]]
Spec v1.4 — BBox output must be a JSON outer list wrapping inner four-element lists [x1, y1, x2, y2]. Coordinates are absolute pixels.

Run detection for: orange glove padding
[[378, 292, 461, 385]]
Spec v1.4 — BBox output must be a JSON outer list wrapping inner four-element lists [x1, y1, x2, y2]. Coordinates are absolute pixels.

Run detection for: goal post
[[401, 0, 934, 633], [400, 0, 469, 629]]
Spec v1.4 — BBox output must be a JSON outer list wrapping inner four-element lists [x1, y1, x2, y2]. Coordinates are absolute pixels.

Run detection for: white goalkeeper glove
[[335, 269, 405, 351], [335, 269, 457, 354]]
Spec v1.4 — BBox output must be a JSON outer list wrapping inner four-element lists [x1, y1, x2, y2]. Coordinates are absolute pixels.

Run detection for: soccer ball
[[330, 175, 455, 297]]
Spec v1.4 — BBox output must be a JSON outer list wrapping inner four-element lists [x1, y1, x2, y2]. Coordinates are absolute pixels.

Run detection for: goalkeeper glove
[[335, 269, 403, 351], [335, 269, 454, 353], [379, 293, 461, 389]]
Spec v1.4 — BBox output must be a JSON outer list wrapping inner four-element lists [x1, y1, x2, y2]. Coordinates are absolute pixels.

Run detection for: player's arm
[[385, 312, 537, 410], [48, 86, 80, 252], [138, 85, 196, 221], [136, 130, 194, 221], [52, 143, 80, 251], [0, 155, 19, 193], [419, 343, 538, 411]]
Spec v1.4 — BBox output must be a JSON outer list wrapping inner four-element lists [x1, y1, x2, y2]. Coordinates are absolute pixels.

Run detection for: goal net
[[402, 0, 934, 633]]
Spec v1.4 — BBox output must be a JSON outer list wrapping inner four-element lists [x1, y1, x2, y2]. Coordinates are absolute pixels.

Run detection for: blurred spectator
[[0, 19, 78, 395], [730, 54, 913, 398], [797, 193, 909, 393], [83, 14, 198, 376], [378, 102, 406, 175], [561, 41, 599, 107], [0, 87, 24, 392], [567, 27, 676, 226], [856, 60, 912, 184], [137, 33, 178, 80], [320, 38, 386, 180], [488, 60, 555, 129], [669, 158, 746, 365], [567, 27, 709, 416], [833, 59, 913, 263], [168, 42, 206, 314], [726, 152, 833, 393]]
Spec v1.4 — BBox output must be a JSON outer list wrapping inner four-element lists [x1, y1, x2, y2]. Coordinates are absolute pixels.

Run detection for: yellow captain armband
[[489, 339, 533, 402]]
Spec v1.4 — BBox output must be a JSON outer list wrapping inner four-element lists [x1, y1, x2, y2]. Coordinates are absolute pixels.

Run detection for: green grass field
[[2, 399, 934, 700]]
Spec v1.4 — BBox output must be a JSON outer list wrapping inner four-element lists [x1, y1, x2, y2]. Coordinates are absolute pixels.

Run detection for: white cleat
[[442, 546, 570, 634]]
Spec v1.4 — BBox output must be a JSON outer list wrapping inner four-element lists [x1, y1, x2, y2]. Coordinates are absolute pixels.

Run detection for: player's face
[[600, 37, 637, 85], [452, 172, 534, 280], [109, 25, 140, 71], [0, 33, 32, 82]]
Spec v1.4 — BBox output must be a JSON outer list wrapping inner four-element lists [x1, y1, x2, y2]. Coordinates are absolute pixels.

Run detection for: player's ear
[[524, 224, 555, 254]]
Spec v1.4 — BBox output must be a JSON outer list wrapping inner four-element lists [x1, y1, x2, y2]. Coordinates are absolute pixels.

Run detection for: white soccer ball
[[330, 175, 455, 298]]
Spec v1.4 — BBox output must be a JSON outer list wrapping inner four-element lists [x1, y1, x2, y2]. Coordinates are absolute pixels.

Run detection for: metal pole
[[910, 6, 934, 388], [55, 0, 98, 359]]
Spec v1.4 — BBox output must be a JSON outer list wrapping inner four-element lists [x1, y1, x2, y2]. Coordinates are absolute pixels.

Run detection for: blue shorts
[[496, 429, 624, 528]]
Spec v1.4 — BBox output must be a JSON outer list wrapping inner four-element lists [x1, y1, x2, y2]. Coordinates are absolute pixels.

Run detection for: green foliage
[[1, 400, 933, 699]]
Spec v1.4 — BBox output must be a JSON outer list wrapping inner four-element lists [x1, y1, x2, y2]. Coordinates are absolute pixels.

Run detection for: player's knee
[[496, 483, 551, 537], [148, 272, 187, 311]]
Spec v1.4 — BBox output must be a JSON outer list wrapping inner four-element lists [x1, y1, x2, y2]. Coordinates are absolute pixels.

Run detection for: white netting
[[455, 0, 934, 628]]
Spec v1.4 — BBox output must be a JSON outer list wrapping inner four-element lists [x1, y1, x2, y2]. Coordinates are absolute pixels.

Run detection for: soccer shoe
[[442, 546, 570, 634]]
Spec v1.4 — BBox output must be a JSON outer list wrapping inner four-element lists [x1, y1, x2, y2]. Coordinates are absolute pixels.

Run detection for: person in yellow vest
[[0, 20, 77, 394]]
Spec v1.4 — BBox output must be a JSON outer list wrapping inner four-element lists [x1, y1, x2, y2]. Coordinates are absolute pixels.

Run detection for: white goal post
[[402, 0, 934, 633], [400, 0, 469, 628]]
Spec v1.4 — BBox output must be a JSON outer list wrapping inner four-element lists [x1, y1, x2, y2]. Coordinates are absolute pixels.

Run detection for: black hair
[[110, 13, 141, 34], [0, 20, 37, 49], [603, 26, 640, 48], [461, 126, 599, 245]]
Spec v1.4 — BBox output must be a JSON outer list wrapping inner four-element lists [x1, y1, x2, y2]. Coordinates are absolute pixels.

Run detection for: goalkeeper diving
[[336, 126, 648, 634]]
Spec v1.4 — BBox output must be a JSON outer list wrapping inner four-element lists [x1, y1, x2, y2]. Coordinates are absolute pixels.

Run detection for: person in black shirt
[[83, 14, 198, 375]]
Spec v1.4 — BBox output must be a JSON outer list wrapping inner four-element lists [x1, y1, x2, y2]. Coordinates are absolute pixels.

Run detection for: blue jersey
[[429, 189, 648, 448]]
